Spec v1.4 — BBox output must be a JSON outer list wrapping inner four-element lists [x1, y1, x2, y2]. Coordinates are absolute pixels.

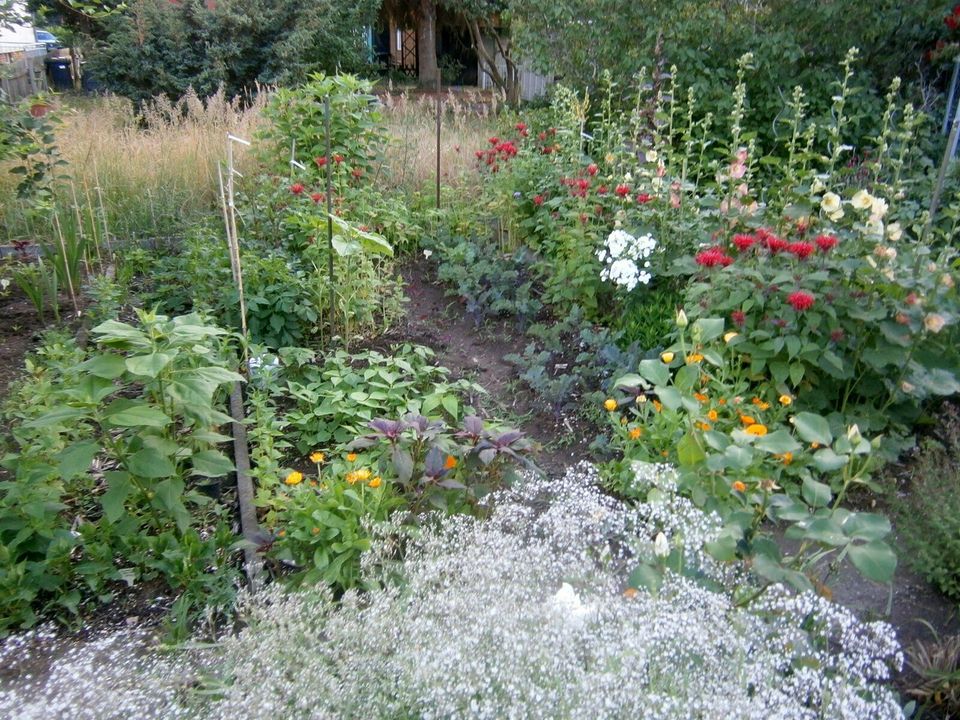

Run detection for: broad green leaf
[[441, 394, 459, 419], [801, 477, 832, 508], [101, 471, 132, 523], [803, 516, 847, 546], [191, 450, 235, 477], [723, 445, 753, 470], [705, 535, 738, 562], [848, 540, 897, 583], [812, 448, 849, 472], [677, 432, 706, 467], [57, 441, 99, 479], [91, 320, 149, 347], [674, 364, 700, 393], [753, 429, 801, 455], [627, 563, 663, 595], [791, 412, 833, 445], [693, 318, 724, 343], [127, 447, 177, 478], [103, 400, 171, 428], [153, 478, 191, 532], [125, 351, 177, 378], [612, 373, 648, 390], [639, 359, 670, 386], [78, 354, 126, 379], [392, 446, 414, 483], [655, 386, 682, 411], [25, 406, 91, 428], [842, 512, 891, 542]]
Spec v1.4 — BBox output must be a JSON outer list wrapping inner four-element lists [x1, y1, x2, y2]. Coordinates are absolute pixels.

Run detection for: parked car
[[35, 30, 61, 50]]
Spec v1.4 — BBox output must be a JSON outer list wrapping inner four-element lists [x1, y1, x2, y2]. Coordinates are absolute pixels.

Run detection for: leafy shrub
[[895, 404, 960, 600], [0, 313, 243, 634]]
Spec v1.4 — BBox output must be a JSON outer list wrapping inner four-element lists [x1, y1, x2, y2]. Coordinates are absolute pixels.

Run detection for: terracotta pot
[[29, 102, 52, 118]]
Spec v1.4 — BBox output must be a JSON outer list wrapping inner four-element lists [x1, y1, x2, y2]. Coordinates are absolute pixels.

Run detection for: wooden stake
[[52, 210, 79, 316], [436, 74, 442, 210], [324, 95, 335, 336]]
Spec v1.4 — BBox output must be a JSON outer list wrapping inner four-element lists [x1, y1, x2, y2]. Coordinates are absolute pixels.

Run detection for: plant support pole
[[436, 75, 442, 209], [926, 113, 960, 239], [324, 96, 335, 334]]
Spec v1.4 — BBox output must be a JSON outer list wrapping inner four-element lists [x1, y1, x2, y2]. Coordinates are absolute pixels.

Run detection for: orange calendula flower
[[810, 441, 821, 449], [653, 400, 663, 413], [745, 424, 768, 436], [346, 452, 358, 462], [751, 398, 771, 410], [707, 409, 719, 422], [604, 398, 618, 411], [732, 480, 747, 492], [694, 392, 709, 403], [345, 471, 359, 484], [739, 415, 756, 425], [779, 394, 793, 406], [718, 398, 727, 405], [628, 427, 643, 440], [623, 587, 639, 599], [444, 455, 458, 469], [284, 470, 304, 486], [356, 467, 372, 481], [277, 528, 286, 538], [660, 450, 669, 457], [311, 527, 320, 535], [369, 476, 382, 488], [685, 353, 704, 364], [779, 452, 794, 465], [696, 421, 711, 431], [310, 451, 325, 463]]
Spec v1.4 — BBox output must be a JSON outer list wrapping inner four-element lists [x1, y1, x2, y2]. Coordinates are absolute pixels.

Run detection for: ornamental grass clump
[[198, 464, 902, 719]]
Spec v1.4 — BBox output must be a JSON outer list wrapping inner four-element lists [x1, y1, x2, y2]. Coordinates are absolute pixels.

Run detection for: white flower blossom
[[597, 230, 656, 291]]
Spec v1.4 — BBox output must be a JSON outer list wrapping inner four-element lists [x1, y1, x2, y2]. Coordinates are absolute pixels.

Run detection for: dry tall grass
[[379, 87, 497, 194]]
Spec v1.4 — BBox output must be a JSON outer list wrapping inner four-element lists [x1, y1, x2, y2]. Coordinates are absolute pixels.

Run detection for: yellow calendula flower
[[346, 452, 358, 462], [724, 331, 739, 344], [779, 452, 794, 465], [345, 471, 359, 485], [685, 353, 704, 364], [356, 467, 372, 481], [745, 424, 768, 436], [732, 480, 747, 492], [310, 451, 325, 464], [756, 401, 771, 411], [369, 476, 382, 489], [284, 470, 304, 486], [707, 409, 718, 422], [778, 394, 792, 406], [604, 398, 618, 411], [628, 427, 643, 440], [660, 351, 675, 364]]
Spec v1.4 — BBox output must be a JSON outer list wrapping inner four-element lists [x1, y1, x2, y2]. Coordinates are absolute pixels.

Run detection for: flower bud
[[675, 309, 689, 328]]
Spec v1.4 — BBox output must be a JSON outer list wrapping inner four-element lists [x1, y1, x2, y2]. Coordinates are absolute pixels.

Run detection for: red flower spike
[[731, 310, 746, 326], [290, 183, 305, 195], [587, 163, 599, 176], [695, 247, 735, 268], [787, 242, 816, 259], [310, 192, 325, 204], [787, 291, 815, 312], [636, 193, 652, 204], [615, 184, 630, 197], [732, 233, 756, 252], [815, 234, 838, 252], [315, 156, 327, 167], [533, 194, 545, 206]]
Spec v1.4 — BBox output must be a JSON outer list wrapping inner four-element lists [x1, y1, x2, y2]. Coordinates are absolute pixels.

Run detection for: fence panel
[[0, 46, 48, 103]]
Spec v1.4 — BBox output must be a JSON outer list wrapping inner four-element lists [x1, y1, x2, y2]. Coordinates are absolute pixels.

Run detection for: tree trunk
[[466, 17, 520, 107], [417, 0, 439, 88]]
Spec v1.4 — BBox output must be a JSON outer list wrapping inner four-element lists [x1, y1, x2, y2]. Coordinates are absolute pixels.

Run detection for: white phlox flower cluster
[[597, 229, 656, 291], [0, 463, 904, 719]]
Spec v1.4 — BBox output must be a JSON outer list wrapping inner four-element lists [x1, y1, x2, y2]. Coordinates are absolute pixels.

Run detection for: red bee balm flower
[[695, 247, 734, 268], [732, 233, 756, 252], [587, 163, 599, 176], [615, 184, 630, 197], [533, 194, 545, 206], [636, 193, 652, 204], [787, 291, 815, 312], [315, 156, 327, 167], [787, 242, 816, 259], [731, 310, 746, 326], [815, 234, 838, 252], [290, 183, 305, 195], [310, 192, 325, 204], [333, 154, 344, 164]]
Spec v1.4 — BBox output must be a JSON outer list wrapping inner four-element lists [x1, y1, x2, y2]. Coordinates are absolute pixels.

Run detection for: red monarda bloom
[[731, 310, 746, 326], [488, 137, 500, 145], [636, 193, 652, 204], [756, 228, 787, 253], [787, 242, 816, 259], [290, 183, 305, 195], [587, 163, 599, 176], [333, 154, 344, 164], [533, 194, 545, 206], [615, 184, 630, 197], [310, 192, 325, 204], [597, 185, 609, 195], [351, 167, 363, 179], [815, 234, 838, 252], [787, 291, 815, 312], [315, 156, 327, 167], [732, 233, 756, 252], [695, 247, 734, 268]]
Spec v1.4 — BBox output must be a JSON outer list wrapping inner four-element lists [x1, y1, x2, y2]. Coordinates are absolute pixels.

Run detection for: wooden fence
[[0, 46, 48, 103]]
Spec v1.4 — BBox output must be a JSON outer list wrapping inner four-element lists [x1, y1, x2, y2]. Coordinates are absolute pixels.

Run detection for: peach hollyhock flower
[[369, 476, 382, 488], [887, 222, 903, 241], [821, 192, 841, 213], [444, 455, 458, 470], [924, 313, 947, 333], [732, 480, 747, 492], [851, 189, 874, 210], [628, 427, 643, 440], [310, 451, 325, 464], [284, 470, 304, 486], [604, 398, 618, 411], [707, 409, 719, 422], [346, 452, 358, 462], [745, 424, 768, 436], [660, 351, 675, 364]]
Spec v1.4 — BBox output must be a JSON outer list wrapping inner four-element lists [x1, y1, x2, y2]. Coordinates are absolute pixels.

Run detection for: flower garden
[[2, 15, 960, 719]]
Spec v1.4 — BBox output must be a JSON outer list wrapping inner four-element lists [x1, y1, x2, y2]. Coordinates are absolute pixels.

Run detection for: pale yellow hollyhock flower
[[828, 208, 845, 222], [724, 331, 739, 343], [886, 222, 902, 242], [865, 217, 884, 238], [646, 149, 659, 163], [811, 177, 826, 193], [851, 189, 874, 210], [924, 313, 947, 333], [870, 196, 888, 218], [943, 274, 956, 289], [821, 192, 841, 213]]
